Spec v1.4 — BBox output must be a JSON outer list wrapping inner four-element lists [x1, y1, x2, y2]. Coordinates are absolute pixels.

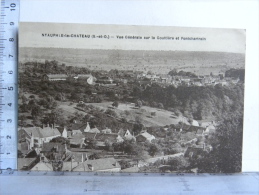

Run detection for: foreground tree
[[196, 114, 243, 173]]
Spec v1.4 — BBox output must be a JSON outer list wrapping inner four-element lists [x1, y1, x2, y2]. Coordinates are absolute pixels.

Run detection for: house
[[159, 74, 172, 83], [72, 158, 121, 172], [61, 161, 80, 171], [175, 124, 206, 135], [18, 126, 61, 148], [31, 162, 53, 171], [83, 132, 123, 147], [146, 74, 160, 81], [42, 74, 68, 81], [204, 124, 216, 135], [57, 127, 68, 138], [69, 134, 86, 148], [41, 142, 68, 161], [64, 152, 89, 163], [75, 74, 95, 85], [124, 130, 136, 141], [72, 130, 82, 135], [136, 132, 155, 143], [18, 157, 38, 170], [101, 128, 112, 134], [69, 123, 90, 133], [190, 120, 199, 127], [97, 76, 113, 84], [89, 128, 100, 133]]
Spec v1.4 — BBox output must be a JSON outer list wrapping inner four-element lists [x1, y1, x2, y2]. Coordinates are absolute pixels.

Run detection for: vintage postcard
[[18, 22, 245, 173]]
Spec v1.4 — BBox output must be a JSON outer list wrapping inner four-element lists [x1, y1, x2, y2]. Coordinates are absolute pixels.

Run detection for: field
[[80, 101, 189, 127], [19, 47, 245, 75]]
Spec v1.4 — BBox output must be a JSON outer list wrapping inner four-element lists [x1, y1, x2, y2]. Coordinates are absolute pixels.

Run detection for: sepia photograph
[[17, 22, 245, 173]]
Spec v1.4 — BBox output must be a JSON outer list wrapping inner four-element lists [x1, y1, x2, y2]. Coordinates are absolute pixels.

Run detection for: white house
[[75, 74, 95, 85], [18, 126, 61, 148]]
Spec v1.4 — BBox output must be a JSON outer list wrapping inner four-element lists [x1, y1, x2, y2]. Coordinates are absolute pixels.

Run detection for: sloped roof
[[77, 74, 93, 79], [69, 123, 88, 131], [70, 134, 85, 145], [18, 142, 29, 151], [72, 130, 82, 135], [40, 127, 61, 138], [72, 158, 121, 172], [89, 128, 100, 133], [121, 166, 139, 173], [46, 74, 67, 79], [56, 127, 65, 134], [83, 132, 120, 143], [137, 132, 154, 140], [196, 129, 204, 135], [18, 158, 37, 170], [31, 162, 53, 171], [21, 127, 60, 139], [62, 161, 79, 171], [101, 128, 112, 134], [66, 152, 89, 163], [42, 142, 66, 152]]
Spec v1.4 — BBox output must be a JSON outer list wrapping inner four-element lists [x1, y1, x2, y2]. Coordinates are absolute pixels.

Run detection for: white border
[[19, 0, 259, 172]]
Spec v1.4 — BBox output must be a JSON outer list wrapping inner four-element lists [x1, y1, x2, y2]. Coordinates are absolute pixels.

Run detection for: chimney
[[203, 143, 206, 151], [81, 153, 84, 162]]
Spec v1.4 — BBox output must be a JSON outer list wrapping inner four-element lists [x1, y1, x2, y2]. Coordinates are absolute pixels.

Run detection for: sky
[[19, 22, 246, 53]]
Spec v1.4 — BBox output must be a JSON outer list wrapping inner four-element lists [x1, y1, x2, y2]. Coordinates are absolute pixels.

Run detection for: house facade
[[18, 126, 61, 148]]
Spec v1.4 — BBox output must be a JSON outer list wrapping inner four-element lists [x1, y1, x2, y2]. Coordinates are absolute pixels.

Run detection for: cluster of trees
[[21, 60, 91, 75], [133, 83, 244, 120], [225, 68, 245, 82], [19, 94, 65, 127], [113, 139, 160, 158], [168, 69, 197, 78], [195, 114, 243, 173]]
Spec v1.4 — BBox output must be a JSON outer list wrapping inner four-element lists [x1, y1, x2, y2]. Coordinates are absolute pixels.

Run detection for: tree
[[105, 109, 118, 118], [135, 100, 142, 108], [19, 115, 27, 127], [31, 105, 43, 119], [112, 101, 119, 108], [47, 108, 65, 126], [119, 160, 131, 169], [104, 140, 114, 152], [50, 136, 70, 145], [132, 123, 144, 136], [158, 103, 164, 109], [196, 115, 243, 173], [148, 144, 159, 157], [167, 156, 190, 171]]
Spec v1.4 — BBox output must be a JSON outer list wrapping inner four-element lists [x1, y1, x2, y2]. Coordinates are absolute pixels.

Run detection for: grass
[[82, 102, 189, 127]]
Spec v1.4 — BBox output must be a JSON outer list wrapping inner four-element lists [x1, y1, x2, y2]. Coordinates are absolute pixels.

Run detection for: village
[[17, 59, 244, 173]]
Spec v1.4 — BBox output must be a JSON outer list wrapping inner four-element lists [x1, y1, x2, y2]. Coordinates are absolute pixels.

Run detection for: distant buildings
[[42, 74, 68, 81], [74, 74, 95, 85]]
